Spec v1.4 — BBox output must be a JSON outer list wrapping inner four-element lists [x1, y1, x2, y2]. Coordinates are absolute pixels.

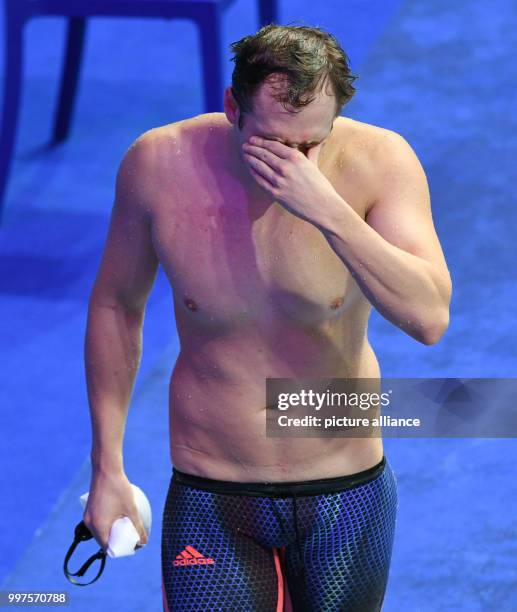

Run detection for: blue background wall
[[1, 0, 515, 609]]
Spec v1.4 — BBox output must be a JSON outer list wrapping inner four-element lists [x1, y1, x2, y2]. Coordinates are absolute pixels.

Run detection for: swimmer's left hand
[[242, 136, 338, 227]]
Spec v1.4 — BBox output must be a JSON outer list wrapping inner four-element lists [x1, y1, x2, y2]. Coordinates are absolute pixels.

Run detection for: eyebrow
[[261, 135, 323, 146], [260, 124, 334, 147]]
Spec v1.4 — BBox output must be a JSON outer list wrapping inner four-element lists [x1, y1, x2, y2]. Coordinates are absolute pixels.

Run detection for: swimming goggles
[[63, 520, 106, 586]]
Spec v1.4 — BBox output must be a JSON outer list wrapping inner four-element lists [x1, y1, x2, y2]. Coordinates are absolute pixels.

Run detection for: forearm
[[84, 302, 144, 474], [317, 193, 449, 344]]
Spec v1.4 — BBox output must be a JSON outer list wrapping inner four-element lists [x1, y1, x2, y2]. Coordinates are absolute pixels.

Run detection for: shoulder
[[118, 126, 163, 178], [150, 112, 226, 144], [124, 121, 182, 166], [116, 117, 195, 191], [131, 113, 228, 167], [113, 124, 180, 211], [115, 114, 226, 211], [340, 118, 424, 180], [360, 121, 422, 172], [335, 117, 413, 158]]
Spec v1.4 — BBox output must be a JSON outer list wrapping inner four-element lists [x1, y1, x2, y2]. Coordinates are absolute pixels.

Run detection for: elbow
[[420, 309, 450, 345]]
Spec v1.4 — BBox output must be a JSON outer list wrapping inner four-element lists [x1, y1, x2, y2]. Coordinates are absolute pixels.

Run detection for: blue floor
[[1, 0, 516, 609]]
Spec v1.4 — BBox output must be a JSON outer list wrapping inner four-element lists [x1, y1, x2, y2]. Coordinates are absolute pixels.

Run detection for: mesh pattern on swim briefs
[[161, 461, 398, 611]]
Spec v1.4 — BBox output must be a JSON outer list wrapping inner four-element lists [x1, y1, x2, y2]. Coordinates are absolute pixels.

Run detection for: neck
[[223, 123, 266, 195]]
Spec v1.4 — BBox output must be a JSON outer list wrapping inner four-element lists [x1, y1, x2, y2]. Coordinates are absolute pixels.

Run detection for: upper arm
[[365, 130, 452, 306], [89, 131, 160, 313]]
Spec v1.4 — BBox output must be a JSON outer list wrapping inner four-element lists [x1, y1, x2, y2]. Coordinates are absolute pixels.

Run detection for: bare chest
[[150, 147, 374, 330]]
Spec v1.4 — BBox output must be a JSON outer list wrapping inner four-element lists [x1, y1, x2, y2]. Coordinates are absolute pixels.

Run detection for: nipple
[[184, 297, 198, 311], [330, 296, 345, 310]]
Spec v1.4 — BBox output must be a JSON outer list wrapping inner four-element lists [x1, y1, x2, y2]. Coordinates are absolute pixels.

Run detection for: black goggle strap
[[63, 520, 107, 586]]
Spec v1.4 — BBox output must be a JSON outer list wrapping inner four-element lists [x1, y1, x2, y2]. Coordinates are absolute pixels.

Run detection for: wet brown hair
[[230, 24, 359, 129]]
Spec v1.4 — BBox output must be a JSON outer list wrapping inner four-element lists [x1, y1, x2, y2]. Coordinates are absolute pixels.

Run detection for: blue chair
[[0, 0, 278, 222]]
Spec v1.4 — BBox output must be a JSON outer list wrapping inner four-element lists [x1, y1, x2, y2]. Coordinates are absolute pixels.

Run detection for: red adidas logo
[[173, 546, 215, 567]]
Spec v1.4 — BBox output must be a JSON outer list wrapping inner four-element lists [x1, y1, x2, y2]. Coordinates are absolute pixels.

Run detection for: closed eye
[[260, 135, 322, 148]]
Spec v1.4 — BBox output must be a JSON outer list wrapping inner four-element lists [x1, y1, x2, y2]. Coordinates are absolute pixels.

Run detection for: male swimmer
[[83, 24, 452, 612]]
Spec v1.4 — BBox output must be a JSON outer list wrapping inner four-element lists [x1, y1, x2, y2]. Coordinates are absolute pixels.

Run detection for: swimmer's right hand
[[82, 470, 148, 552]]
